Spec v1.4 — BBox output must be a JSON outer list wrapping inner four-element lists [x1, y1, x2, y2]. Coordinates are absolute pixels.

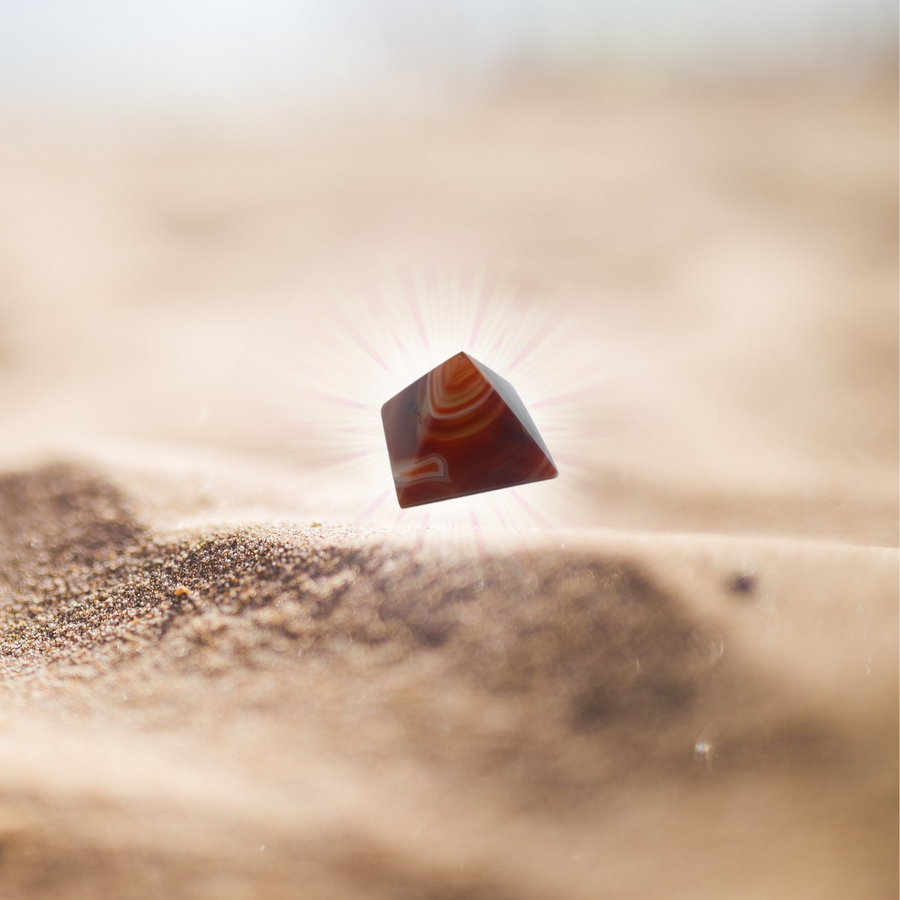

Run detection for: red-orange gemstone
[[381, 352, 558, 508]]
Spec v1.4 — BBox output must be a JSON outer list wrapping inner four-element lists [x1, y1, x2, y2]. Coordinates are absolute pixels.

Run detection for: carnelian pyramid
[[381, 352, 558, 508]]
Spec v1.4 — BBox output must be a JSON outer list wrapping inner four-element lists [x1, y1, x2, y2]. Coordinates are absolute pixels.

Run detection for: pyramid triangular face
[[381, 351, 558, 508]]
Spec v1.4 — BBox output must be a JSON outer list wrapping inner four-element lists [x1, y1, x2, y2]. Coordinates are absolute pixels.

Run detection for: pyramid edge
[[463, 353, 558, 471]]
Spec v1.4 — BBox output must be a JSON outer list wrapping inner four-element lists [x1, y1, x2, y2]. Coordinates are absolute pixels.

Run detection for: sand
[[0, 78, 897, 898]]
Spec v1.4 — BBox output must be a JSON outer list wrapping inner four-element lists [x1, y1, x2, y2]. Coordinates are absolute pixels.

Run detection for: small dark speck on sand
[[728, 573, 756, 597]]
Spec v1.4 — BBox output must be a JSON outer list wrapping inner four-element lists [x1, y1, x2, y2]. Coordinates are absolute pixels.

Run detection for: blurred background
[[0, 0, 896, 540], [0, 1, 895, 121]]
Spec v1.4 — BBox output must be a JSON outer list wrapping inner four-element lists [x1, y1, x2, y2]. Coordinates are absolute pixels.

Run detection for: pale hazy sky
[[0, 0, 894, 118]]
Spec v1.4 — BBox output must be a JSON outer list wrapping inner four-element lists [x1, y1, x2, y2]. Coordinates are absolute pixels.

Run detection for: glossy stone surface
[[381, 351, 558, 508]]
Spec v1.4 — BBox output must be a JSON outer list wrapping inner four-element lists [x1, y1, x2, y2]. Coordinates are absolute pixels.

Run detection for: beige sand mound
[[0, 462, 895, 899]]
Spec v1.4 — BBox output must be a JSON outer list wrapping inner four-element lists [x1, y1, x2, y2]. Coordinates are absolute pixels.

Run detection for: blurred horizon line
[[1, 63, 896, 135]]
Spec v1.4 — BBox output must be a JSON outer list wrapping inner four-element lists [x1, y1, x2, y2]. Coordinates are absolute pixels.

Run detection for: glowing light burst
[[287, 269, 606, 531]]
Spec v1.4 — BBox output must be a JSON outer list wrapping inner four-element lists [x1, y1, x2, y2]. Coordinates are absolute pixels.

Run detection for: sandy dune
[[0, 79, 897, 898]]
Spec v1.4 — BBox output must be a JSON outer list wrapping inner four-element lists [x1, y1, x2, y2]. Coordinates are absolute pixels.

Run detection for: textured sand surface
[[0, 79, 897, 898]]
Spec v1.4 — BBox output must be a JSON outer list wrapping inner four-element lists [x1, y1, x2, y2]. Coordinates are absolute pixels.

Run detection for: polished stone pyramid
[[381, 351, 558, 508]]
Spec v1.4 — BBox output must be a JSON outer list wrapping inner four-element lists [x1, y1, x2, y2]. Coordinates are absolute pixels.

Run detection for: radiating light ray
[[356, 488, 391, 525], [277, 267, 609, 530], [509, 488, 551, 530]]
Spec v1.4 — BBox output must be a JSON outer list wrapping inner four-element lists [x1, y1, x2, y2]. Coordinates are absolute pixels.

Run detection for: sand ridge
[[0, 461, 896, 898]]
